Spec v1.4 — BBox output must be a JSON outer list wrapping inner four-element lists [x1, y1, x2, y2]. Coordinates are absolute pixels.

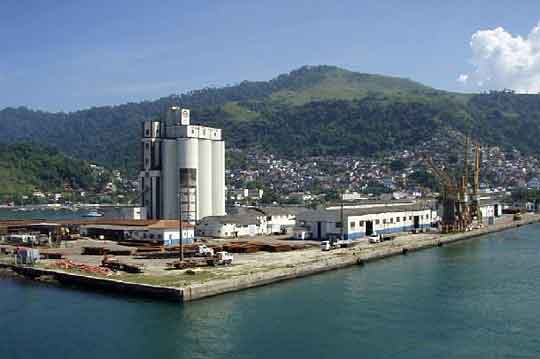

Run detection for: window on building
[[390, 218, 394, 224], [375, 219, 380, 225], [350, 222, 356, 229], [143, 233, 147, 239], [383, 219, 386, 224], [158, 234, 162, 239], [396, 217, 400, 222], [409, 216, 412, 220], [150, 234, 154, 239], [359, 221, 365, 226], [336, 222, 342, 228]]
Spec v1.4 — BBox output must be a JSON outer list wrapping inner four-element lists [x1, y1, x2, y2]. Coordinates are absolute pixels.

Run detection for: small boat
[[83, 210, 104, 218]]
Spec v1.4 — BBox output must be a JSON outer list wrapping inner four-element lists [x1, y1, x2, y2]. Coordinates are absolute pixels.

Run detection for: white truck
[[207, 251, 234, 266], [368, 233, 381, 243], [195, 245, 214, 257], [320, 240, 340, 251]]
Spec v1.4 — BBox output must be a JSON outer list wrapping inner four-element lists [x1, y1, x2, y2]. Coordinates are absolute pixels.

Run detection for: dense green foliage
[[0, 143, 98, 198], [2, 66, 540, 176]]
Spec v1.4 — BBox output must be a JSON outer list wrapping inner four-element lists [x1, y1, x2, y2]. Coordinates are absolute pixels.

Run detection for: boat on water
[[83, 210, 104, 218]]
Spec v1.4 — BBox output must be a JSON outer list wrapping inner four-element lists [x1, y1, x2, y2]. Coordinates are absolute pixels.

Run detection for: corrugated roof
[[297, 204, 432, 222], [0, 219, 194, 229]]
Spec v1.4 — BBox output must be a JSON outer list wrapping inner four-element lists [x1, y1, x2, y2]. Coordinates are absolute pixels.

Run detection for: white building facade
[[296, 205, 434, 241]]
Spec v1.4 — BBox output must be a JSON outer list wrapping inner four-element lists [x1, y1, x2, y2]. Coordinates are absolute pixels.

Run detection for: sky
[[1, 0, 540, 112]]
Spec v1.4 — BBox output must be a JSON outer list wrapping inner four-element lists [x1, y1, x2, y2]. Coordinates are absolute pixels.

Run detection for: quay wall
[[3, 215, 540, 303], [182, 215, 540, 301], [7, 266, 183, 302]]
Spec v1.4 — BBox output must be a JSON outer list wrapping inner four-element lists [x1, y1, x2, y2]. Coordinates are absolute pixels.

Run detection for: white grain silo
[[198, 131, 213, 219], [212, 139, 226, 216], [161, 139, 178, 219], [140, 107, 226, 221]]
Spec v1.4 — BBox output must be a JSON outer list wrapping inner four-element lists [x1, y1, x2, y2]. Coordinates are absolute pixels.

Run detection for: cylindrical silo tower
[[212, 140, 226, 216], [161, 139, 178, 219], [177, 137, 200, 219], [198, 138, 213, 219], [140, 107, 225, 221]]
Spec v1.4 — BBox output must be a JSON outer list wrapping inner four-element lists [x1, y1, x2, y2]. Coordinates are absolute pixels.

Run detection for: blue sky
[[1, 0, 539, 112]]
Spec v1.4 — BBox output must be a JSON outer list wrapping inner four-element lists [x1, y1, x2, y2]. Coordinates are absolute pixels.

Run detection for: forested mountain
[[1, 65, 540, 175], [0, 143, 99, 198]]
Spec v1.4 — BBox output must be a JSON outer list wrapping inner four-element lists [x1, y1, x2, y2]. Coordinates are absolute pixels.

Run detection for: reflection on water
[[2, 225, 540, 358]]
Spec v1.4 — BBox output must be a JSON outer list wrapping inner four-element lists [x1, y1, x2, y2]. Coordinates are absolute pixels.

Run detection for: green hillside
[[267, 66, 433, 105], [1, 66, 540, 175], [0, 143, 99, 198]]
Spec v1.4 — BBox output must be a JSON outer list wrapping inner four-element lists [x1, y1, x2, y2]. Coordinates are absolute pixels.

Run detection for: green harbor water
[[2, 224, 540, 358]]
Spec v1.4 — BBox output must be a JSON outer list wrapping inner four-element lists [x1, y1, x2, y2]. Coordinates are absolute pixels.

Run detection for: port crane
[[423, 137, 482, 233]]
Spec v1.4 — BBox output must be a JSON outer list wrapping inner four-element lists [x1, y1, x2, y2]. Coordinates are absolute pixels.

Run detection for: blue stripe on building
[[344, 224, 431, 240], [164, 237, 195, 246]]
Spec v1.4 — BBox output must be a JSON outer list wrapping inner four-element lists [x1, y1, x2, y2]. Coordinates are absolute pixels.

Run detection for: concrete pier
[[181, 214, 540, 301], [3, 214, 540, 303]]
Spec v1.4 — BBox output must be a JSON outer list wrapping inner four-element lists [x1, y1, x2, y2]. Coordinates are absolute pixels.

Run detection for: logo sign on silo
[[181, 109, 190, 125]]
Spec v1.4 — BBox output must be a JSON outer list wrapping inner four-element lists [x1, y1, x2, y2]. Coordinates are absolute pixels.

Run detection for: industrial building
[[139, 107, 225, 221], [295, 203, 435, 241], [79, 220, 195, 246], [196, 207, 300, 238]]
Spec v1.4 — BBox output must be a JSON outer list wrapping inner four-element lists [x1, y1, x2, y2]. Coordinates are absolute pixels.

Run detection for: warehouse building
[[479, 198, 503, 223], [295, 204, 434, 241], [79, 220, 194, 246], [196, 207, 301, 238], [139, 107, 225, 221], [196, 215, 260, 238]]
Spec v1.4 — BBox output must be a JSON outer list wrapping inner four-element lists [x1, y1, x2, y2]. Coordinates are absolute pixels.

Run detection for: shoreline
[[2, 214, 539, 302]]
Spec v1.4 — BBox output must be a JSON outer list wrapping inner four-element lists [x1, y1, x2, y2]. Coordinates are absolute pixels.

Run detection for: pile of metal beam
[[52, 259, 112, 276]]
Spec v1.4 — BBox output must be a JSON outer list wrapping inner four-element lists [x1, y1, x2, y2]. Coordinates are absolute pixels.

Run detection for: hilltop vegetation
[[0, 143, 99, 199], [1, 66, 540, 175]]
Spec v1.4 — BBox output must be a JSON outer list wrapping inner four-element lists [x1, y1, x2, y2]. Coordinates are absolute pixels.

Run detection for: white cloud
[[457, 74, 468, 84], [459, 23, 540, 92]]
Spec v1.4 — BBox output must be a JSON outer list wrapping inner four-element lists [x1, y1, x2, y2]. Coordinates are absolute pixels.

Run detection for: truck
[[207, 251, 234, 266], [195, 245, 214, 257], [320, 240, 341, 251], [367, 233, 381, 243]]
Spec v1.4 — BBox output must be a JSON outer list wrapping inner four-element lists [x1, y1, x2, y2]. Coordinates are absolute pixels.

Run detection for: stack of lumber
[[52, 259, 112, 276], [101, 257, 144, 273], [40, 252, 64, 259], [81, 247, 133, 256]]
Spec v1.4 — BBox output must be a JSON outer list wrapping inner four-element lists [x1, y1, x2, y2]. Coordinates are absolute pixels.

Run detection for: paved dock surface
[[2, 214, 539, 302]]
